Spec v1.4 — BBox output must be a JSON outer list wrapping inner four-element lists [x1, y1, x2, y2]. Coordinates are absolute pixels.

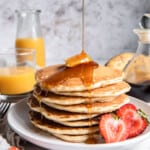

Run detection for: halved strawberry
[[117, 103, 137, 124], [99, 113, 128, 143], [117, 103, 148, 138]]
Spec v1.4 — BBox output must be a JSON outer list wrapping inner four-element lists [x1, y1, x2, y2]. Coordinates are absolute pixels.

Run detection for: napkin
[[0, 134, 10, 150], [0, 118, 10, 150]]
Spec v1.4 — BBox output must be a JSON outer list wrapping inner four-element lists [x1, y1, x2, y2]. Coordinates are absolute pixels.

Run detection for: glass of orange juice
[[0, 48, 36, 101]]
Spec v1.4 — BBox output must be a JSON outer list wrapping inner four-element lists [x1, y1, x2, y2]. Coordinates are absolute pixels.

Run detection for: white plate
[[7, 96, 150, 150]]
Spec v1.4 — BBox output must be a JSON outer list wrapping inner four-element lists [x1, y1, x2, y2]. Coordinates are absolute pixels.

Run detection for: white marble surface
[[0, 0, 150, 65]]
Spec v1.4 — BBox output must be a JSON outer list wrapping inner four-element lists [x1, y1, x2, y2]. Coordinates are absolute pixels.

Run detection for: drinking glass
[[0, 48, 36, 101]]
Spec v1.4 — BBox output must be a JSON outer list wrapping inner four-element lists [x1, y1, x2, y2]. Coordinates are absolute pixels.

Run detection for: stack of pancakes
[[28, 63, 131, 143]]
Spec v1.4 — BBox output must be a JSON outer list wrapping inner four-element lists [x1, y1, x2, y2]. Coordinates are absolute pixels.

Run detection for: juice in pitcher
[[15, 9, 45, 68], [16, 37, 45, 67]]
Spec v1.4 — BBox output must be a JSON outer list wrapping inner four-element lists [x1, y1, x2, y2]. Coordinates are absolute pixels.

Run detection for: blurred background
[[0, 0, 150, 65]]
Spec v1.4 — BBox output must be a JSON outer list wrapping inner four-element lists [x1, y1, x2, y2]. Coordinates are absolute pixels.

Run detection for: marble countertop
[[0, 0, 150, 63]]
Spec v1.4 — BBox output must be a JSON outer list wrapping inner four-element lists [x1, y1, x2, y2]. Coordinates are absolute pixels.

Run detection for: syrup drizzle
[[81, 0, 98, 144], [42, 61, 98, 88], [82, 0, 85, 51], [41, 0, 99, 144]]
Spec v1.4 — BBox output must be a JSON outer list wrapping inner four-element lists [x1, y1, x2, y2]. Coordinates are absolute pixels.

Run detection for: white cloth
[[0, 135, 10, 150]]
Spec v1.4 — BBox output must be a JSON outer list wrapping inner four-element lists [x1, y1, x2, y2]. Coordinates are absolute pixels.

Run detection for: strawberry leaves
[[137, 109, 150, 124]]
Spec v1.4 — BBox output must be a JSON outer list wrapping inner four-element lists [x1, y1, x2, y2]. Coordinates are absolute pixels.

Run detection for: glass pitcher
[[124, 29, 150, 102], [15, 9, 45, 68]]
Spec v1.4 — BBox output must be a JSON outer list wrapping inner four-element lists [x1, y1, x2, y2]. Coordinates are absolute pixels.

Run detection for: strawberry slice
[[99, 113, 128, 143], [117, 103, 148, 138]]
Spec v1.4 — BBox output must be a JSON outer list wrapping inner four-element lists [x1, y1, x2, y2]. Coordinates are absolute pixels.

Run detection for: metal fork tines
[[0, 100, 11, 119]]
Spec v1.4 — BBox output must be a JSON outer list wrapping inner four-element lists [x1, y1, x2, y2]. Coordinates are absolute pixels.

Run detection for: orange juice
[[15, 37, 45, 67], [0, 66, 35, 94]]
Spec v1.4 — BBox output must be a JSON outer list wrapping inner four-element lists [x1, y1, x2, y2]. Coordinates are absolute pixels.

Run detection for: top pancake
[[37, 63, 123, 92], [36, 64, 64, 82]]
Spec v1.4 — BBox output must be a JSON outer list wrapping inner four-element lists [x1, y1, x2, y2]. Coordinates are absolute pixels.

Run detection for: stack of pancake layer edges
[[28, 60, 131, 143]]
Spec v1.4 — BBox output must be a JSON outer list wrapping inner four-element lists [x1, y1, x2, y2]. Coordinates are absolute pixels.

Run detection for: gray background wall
[[0, 0, 150, 65]]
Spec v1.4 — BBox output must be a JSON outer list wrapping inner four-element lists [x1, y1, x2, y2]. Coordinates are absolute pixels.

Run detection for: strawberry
[[99, 113, 128, 143], [117, 103, 137, 121], [9, 146, 20, 150], [117, 103, 148, 138]]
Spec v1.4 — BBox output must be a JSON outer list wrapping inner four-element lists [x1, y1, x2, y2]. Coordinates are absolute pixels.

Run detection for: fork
[[0, 100, 11, 120]]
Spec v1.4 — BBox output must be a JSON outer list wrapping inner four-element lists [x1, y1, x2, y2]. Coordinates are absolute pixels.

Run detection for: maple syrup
[[41, 0, 100, 144], [65, 50, 92, 67], [42, 61, 98, 88]]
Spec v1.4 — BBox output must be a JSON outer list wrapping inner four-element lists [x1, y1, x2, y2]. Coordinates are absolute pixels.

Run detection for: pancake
[[28, 97, 99, 122], [43, 94, 129, 114], [36, 64, 64, 82], [34, 93, 116, 105], [33, 85, 116, 105], [53, 133, 101, 143], [30, 111, 99, 135], [38, 64, 123, 92], [60, 119, 99, 127], [54, 81, 130, 97], [30, 56, 131, 143], [105, 52, 134, 71]]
